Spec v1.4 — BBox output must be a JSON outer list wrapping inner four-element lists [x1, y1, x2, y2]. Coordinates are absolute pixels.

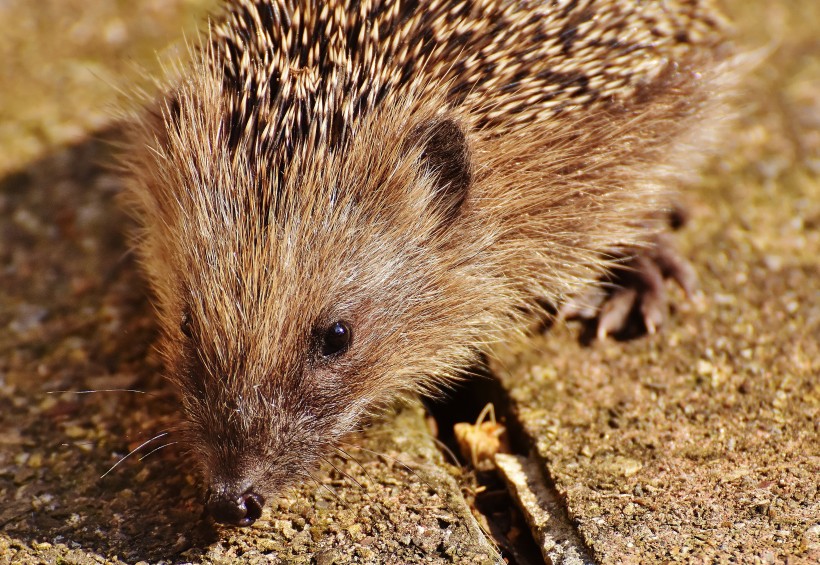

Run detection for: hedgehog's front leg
[[561, 221, 699, 340]]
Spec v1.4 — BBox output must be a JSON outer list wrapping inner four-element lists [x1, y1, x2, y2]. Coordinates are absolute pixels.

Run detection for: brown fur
[[121, 0, 736, 517]]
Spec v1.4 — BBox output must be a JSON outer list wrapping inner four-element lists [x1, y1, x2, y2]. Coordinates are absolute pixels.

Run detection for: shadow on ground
[[0, 132, 220, 561]]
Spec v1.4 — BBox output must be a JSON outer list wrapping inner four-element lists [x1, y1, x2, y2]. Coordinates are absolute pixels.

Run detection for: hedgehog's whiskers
[[138, 441, 180, 462], [46, 388, 157, 397], [331, 445, 377, 487], [319, 454, 366, 491], [337, 440, 437, 495], [100, 431, 170, 478], [303, 469, 343, 503]]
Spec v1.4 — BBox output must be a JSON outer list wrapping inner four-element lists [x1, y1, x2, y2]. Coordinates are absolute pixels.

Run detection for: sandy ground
[[0, 0, 817, 563], [493, 1, 820, 562]]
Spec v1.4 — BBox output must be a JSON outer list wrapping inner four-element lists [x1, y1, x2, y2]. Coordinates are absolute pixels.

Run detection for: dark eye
[[321, 321, 352, 357], [180, 311, 193, 339]]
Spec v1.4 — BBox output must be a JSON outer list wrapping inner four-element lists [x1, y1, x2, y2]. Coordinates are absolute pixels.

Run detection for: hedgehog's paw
[[560, 232, 700, 340]]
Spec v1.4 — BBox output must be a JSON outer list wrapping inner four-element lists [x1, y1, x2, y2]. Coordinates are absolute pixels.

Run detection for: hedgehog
[[121, 0, 736, 526]]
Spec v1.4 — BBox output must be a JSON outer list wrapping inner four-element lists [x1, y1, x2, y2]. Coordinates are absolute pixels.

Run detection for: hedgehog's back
[[210, 0, 729, 152]]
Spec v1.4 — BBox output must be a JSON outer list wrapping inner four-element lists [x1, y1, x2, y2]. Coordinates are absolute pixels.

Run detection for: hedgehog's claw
[[558, 284, 608, 321], [561, 231, 698, 340], [652, 232, 699, 299], [597, 286, 639, 340]]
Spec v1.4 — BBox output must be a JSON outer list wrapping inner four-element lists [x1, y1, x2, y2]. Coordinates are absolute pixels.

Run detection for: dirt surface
[[0, 0, 818, 564], [492, 0, 820, 562], [0, 0, 216, 175]]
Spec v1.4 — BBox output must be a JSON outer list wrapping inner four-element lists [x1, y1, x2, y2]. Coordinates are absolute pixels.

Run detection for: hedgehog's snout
[[206, 486, 265, 527]]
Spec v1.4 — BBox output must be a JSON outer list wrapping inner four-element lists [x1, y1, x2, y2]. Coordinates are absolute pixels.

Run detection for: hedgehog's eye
[[322, 321, 352, 357], [181, 311, 194, 339]]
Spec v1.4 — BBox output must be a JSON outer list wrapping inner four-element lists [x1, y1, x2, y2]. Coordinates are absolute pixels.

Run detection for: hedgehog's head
[[127, 88, 509, 525]]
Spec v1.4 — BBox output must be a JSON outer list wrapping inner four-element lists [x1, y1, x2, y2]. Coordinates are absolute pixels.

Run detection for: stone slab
[[0, 1, 499, 563], [491, 1, 820, 562]]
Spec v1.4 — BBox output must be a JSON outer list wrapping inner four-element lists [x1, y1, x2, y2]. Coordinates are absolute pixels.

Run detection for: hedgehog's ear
[[408, 117, 472, 223]]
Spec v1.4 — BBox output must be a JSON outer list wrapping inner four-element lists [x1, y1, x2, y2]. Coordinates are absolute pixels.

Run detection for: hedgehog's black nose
[[206, 489, 265, 526]]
